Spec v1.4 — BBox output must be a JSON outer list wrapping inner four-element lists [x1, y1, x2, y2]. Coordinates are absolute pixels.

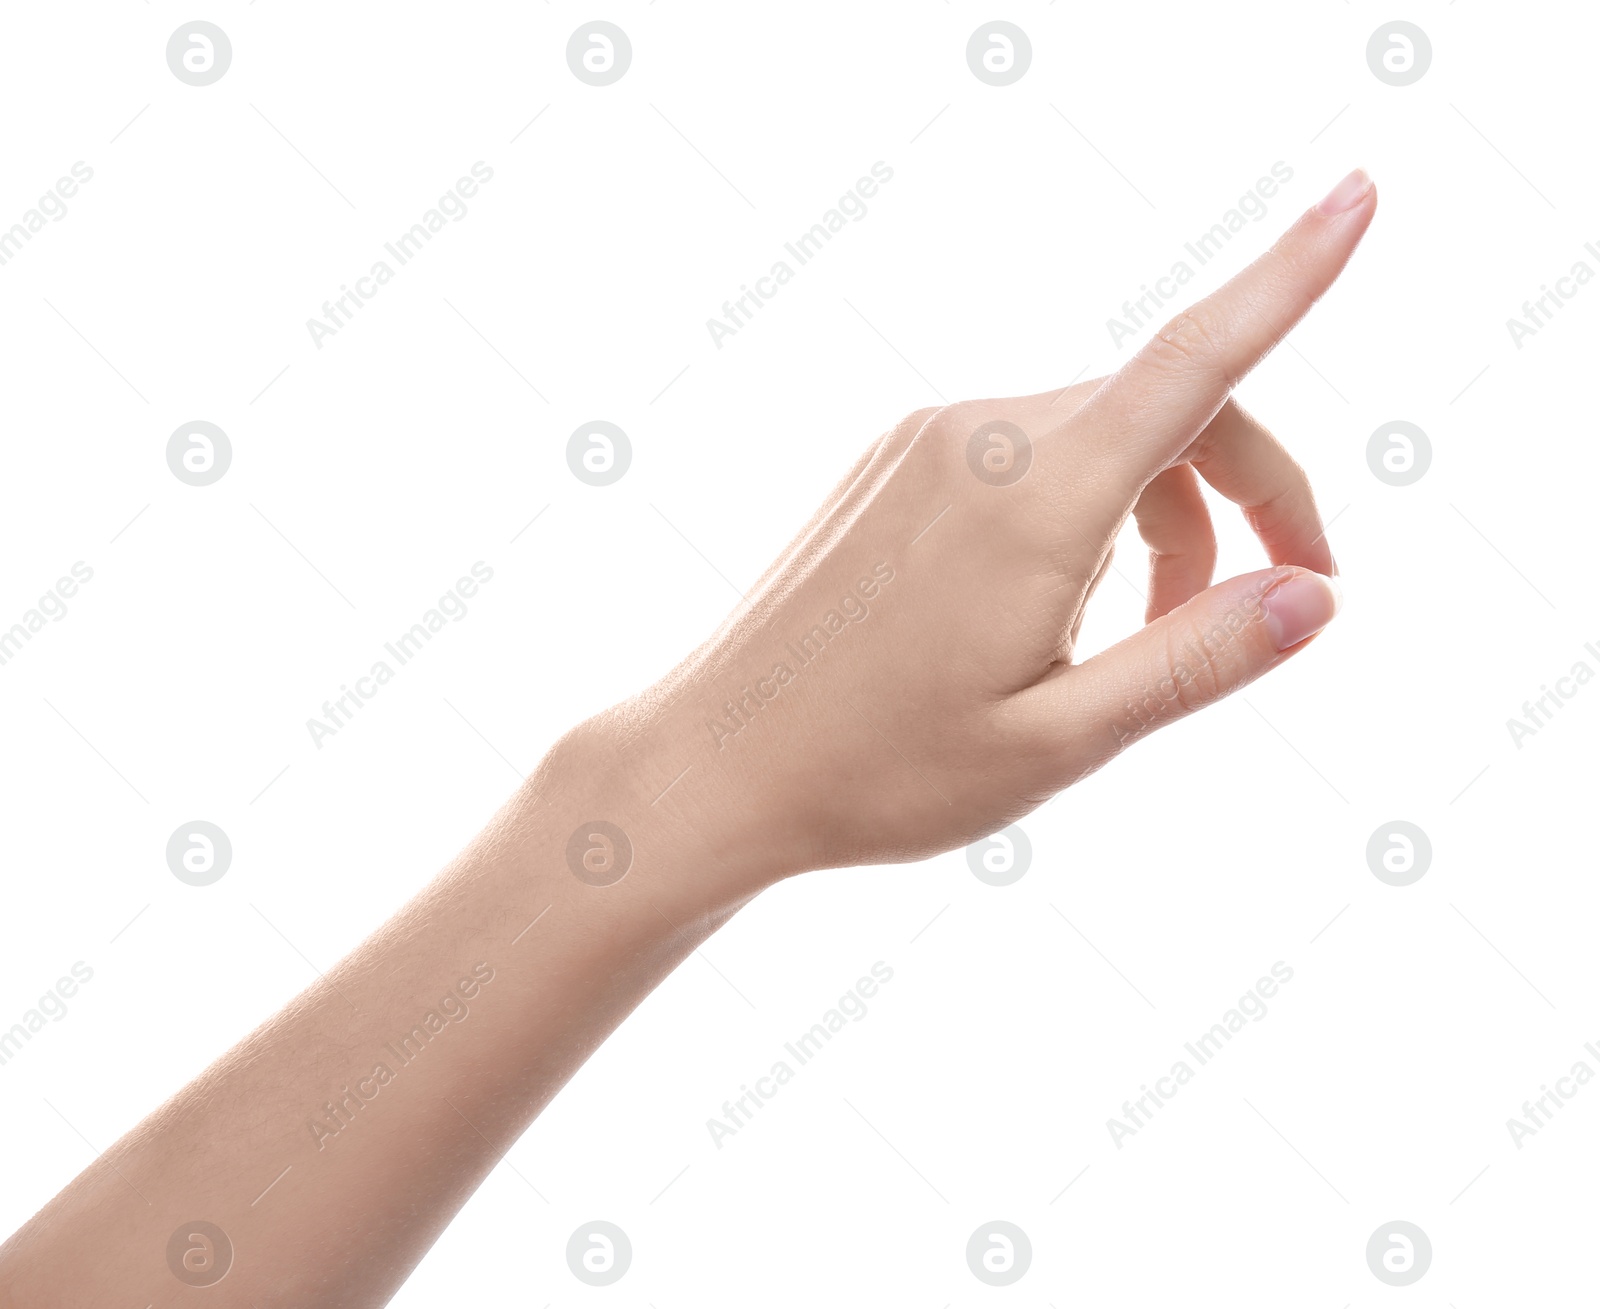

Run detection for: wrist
[[510, 707, 784, 919]]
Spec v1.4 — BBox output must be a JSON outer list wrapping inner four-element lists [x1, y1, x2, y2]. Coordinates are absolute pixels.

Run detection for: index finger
[[1062, 167, 1377, 485]]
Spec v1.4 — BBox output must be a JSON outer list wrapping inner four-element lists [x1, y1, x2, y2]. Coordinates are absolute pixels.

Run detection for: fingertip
[[1261, 569, 1342, 651], [1314, 168, 1375, 217]]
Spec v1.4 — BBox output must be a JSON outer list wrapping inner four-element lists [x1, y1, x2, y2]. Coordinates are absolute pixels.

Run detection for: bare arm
[[0, 171, 1374, 1307], [2, 725, 758, 1306]]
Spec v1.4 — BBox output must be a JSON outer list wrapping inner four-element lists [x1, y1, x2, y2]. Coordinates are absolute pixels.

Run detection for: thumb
[[1017, 567, 1342, 776]]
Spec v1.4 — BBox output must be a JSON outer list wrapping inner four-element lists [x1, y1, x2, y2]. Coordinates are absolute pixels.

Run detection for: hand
[[602, 169, 1375, 885], [0, 169, 1377, 1309]]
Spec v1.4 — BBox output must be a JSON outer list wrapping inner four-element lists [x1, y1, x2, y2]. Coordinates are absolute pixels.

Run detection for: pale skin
[[0, 168, 1376, 1307]]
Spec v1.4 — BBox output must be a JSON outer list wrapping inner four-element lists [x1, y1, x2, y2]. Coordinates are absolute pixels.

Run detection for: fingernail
[[1263, 573, 1342, 650], [1315, 168, 1372, 216]]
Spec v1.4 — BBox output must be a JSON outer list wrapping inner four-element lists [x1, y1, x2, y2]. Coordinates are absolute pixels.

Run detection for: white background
[[1, 1, 1595, 1303]]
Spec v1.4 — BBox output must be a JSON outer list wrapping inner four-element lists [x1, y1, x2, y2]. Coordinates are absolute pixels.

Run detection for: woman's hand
[[599, 169, 1375, 887], [0, 168, 1376, 1309]]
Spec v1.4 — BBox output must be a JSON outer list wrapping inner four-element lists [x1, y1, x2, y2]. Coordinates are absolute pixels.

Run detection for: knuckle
[[869, 406, 944, 465], [1242, 461, 1312, 539], [895, 406, 943, 444], [1142, 307, 1228, 379], [928, 400, 1040, 488], [910, 401, 1042, 504], [919, 400, 996, 465], [1242, 487, 1295, 540], [1166, 648, 1220, 715], [1046, 375, 1107, 417], [921, 400, 982, 442], [1162, 610, 1248, 712]]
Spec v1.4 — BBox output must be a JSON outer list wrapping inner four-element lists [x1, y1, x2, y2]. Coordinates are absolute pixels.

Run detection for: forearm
[[1, 721, 753, 1307]]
